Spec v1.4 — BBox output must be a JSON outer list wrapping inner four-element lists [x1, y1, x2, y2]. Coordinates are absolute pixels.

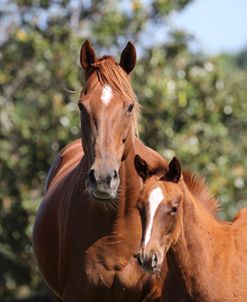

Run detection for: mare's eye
[[78, 102, 88, 114], [127, 103, 134, 113]]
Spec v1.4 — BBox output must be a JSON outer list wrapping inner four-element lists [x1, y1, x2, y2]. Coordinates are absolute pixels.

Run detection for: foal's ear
[[134, 155, 149, 181], [162, 157, 181, 183], [119, 41, 136, 74], [80, 40, 96, 70]]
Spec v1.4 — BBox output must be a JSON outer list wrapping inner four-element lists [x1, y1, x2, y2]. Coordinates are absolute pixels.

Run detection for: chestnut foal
[[135, 155, 247, 302], [33, 41, 167, 302]]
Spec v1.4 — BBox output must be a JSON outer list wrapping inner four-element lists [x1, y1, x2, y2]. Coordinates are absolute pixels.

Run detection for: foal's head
[[134, 155, 183, 273], [79, 41, 140, 200]]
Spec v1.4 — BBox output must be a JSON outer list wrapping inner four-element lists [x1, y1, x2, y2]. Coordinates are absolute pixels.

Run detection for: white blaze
[[101, 85, 113, 106], [144, 187, 164, 247]]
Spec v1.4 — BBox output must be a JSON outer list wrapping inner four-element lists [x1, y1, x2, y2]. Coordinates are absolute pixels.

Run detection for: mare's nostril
[[88, 169, 97, 187], [106, 175, 112, 185], [108, 170, 119, 187], [111, 170, 118, 179], [106, 171, 118, 185]]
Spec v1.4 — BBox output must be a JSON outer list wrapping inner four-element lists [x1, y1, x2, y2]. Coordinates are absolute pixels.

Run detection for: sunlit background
[[173, 0, 247, 53], [1, 0, 247, 301]]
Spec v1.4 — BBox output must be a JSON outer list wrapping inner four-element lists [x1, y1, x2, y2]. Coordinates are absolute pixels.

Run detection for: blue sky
[[172, 0, 247, 54]]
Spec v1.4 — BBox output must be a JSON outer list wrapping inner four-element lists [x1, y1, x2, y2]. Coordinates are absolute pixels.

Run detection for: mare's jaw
[[86, 185, 118, 200], [91, 184, 119, 200]]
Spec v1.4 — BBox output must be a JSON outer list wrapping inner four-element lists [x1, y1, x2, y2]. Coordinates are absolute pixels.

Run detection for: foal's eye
[[127, 103, 134, 113], [170, 207, 178, 216]]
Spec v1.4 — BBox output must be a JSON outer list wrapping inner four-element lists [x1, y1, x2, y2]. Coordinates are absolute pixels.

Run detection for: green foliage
[[235, 48, 247, 69], [136, 46, 247, 219], [0, 0, 246, 300], [0, 27, 81, 301]]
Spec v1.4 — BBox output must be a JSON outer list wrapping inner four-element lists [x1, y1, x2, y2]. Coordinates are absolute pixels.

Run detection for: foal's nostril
[[137, 252, 144, 266], [88, 169, 97, 187], [137, 251, 160, 272], [151, 253, 158, 269]]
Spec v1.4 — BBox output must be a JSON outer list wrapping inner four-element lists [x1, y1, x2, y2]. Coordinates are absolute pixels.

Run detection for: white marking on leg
[[144, 187, 164, 247], [101, 85, 113, 106]]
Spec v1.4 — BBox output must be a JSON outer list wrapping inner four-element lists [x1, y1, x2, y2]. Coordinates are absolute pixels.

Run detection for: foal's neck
[[167, 183, 219, 298]]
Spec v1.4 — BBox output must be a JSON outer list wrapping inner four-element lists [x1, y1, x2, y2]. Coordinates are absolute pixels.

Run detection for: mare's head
[[79, 41, 140, 200], [134, 155, 183, 273]]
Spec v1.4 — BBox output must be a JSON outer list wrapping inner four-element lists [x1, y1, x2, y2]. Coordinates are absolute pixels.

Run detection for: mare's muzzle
[[87, 167, 120, 199]]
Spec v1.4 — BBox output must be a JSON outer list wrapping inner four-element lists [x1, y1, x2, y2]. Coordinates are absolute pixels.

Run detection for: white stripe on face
[[101, 84, 113, 106], [144, 187, 164, 247]]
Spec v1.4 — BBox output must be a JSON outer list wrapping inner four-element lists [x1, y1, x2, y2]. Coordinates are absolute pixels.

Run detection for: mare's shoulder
[[45, 139, 84, 192], [59, 139, 83, 157]]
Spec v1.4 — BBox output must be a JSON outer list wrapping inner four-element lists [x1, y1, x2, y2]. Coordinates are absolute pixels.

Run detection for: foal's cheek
[[162, 210, 177, 230], [161, 234, 173, 253]]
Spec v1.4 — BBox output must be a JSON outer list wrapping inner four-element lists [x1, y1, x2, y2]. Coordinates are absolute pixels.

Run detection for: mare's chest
[[84, 246, 144, 290], [82, 225, 142, 288]]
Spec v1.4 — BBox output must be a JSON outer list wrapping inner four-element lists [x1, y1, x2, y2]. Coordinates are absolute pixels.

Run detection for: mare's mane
[[89, 56, 141, 137], [183, 170, 219, 216]]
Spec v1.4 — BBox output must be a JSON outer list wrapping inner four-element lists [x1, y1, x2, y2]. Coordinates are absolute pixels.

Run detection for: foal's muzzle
[[137, 250, 162, 273], [87, 168, 120, 200]]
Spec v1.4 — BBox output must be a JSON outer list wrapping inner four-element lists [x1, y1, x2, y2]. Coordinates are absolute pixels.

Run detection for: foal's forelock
[[86, 56, 141, 138]]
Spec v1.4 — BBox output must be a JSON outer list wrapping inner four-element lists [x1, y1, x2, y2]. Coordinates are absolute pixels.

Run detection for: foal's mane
[[90, 56, 141, 137], [183, 171, 219, 216]]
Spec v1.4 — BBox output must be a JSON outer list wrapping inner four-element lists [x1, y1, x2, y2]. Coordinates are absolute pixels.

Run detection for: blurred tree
[[235, 47, 247, 69], [0, 0, 247, 301]]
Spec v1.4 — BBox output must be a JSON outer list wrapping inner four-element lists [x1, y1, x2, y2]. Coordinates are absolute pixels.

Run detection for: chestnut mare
[[134, 155, 247, 302], [33, 41, 167, 302]]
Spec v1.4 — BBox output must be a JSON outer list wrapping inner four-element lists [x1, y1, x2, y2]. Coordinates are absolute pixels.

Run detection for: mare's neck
[[118, 142, 141, 211], [75, 141, 141, 251], [166, 183, 219, 299], [94, 141, 143, 252]]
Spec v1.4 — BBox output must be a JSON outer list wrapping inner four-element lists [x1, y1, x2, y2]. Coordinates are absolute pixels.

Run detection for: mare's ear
[[162, 157, 181, 183], [80, 40, 96, 70], [134, 155, 149, 181], [119, 41, 136, 74]]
